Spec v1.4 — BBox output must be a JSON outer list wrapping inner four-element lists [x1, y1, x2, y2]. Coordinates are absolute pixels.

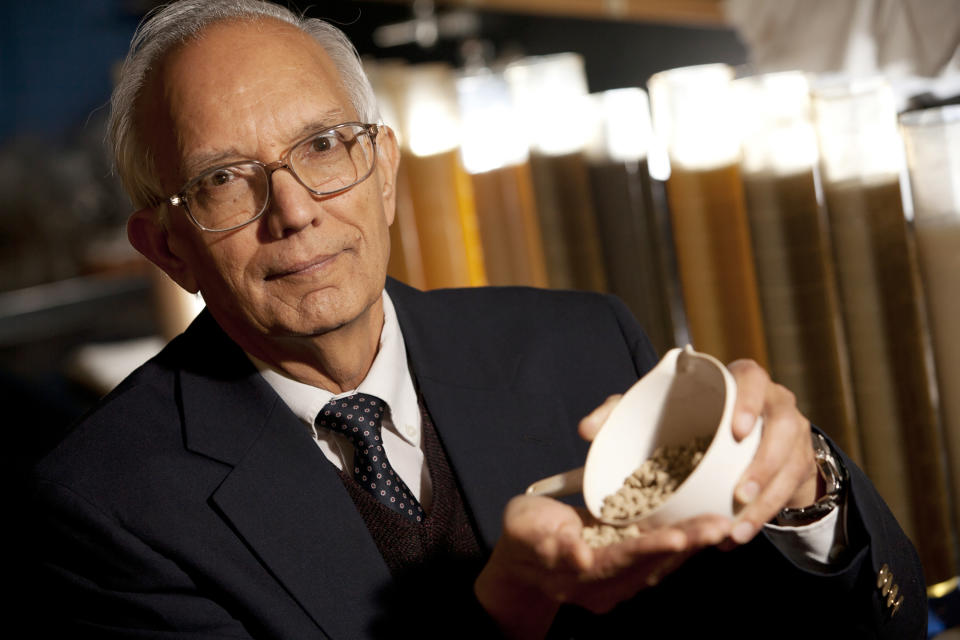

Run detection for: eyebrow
[[288, 109, 348, 141], [179, 109, 349, 180]]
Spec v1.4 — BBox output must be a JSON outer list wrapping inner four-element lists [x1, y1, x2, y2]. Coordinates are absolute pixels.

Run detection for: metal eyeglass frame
[[166, 122, 380, 232]]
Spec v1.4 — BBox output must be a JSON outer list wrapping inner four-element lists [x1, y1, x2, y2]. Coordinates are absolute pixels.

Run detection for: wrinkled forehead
[[137, 17, 356, 191]]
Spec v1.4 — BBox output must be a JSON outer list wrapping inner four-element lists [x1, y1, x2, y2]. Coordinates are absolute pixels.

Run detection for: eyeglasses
[[167, 122, 380, 232]]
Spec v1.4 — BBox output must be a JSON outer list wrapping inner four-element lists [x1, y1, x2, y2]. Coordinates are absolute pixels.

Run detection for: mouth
[[264, 251, 342, 281]]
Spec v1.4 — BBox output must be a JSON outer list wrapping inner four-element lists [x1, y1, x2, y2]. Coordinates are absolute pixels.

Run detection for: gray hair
[[108, 0, 380, 210]]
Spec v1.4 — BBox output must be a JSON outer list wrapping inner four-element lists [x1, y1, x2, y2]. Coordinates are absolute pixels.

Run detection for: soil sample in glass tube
[[468, 164, 547, 287], [814, 78, 953, 583], [505, 53, 607, 292], [585, 88, 677, 355], [456, 69, 548, 288], [383, 62, 486, 290], [648, 64, 767, 367], [901, 104, 960, 553], [735, 72, 858, 459]]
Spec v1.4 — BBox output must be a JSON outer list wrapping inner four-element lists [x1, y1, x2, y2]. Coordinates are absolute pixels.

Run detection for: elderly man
[[29, 1, 924, 638]]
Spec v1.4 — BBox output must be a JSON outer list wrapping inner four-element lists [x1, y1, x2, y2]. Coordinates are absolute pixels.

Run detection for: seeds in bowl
[[582, 436, 711, 547]]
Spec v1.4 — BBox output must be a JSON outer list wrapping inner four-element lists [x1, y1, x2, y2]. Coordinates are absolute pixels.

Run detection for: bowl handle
[[525, 466, 585, 498]]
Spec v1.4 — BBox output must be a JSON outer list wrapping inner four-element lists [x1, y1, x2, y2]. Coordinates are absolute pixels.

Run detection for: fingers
[[598, 526, 687, 564], [558, 521, 593, 572], [731, 382, 817, 544], [675, 514, 733, 548], [503, 495, 582, 545], [727, 359, 769, 441], [734, 382, 798, 503], [574, 515, 729, 613], [591, 514, 730, 576], [726, 360, 818, 543], [578, 394, 622, 442], [502, 495, 594, 574], [504, 496, 721, 584]]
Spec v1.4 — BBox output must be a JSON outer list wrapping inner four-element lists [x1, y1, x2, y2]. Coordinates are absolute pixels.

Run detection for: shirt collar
[[251, 290, 421, 447]]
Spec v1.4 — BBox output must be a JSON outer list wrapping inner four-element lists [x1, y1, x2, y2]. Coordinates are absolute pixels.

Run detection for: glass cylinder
[[813, 78, 953, 582], [734, 71, 859, 459], [648, 63, 767, 367], [456, 69, 548, 288], [382, 62, 486, 290], [901, 104, 960, 552], [585, 87, 677, 355], [504, 53, 607, 292]]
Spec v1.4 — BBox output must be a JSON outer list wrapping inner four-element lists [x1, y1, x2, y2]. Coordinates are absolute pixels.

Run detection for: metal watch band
[[775, 431, 847, 526]]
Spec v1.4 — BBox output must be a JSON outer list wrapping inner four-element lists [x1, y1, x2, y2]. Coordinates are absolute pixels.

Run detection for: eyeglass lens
[[185, 124, 375, 231]]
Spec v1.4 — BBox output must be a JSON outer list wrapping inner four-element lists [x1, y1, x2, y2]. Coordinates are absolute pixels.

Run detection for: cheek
[[188, 235, 261, 299], [355, 189, 392, 250], [328, 189, 390, 255], [211, 245, 260, 291]]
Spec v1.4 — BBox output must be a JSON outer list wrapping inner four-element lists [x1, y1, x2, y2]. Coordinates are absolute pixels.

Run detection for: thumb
[[578, 394, 622, 442]]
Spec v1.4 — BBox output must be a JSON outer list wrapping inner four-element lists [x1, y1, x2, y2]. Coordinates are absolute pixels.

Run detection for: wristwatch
[[776, 431, 847, 526]]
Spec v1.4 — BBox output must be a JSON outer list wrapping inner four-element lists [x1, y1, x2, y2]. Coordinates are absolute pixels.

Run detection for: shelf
[[362, 0, 727, 27]]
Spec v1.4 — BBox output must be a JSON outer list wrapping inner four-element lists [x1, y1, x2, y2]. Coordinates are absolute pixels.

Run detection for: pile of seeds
[[582, 436, 711, 547]]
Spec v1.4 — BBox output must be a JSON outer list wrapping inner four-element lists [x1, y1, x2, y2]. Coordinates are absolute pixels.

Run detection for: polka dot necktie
[[316, 394, 424, 523]]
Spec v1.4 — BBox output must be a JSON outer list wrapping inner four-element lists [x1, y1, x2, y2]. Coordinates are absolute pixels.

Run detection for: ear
[[127, 207, 200, 294], [375, 125, 401, 227]]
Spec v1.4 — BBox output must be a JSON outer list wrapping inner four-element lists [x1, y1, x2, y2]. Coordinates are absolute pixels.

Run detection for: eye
[[189, 164, 260, 207], [209, 169, 234, 186], [308, 134, 337, 154], [199, 167, 237, 189]]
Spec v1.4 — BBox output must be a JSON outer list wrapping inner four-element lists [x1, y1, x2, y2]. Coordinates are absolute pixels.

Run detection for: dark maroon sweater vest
[[334, 401, 498, 636], [335, 400, 485, 575]]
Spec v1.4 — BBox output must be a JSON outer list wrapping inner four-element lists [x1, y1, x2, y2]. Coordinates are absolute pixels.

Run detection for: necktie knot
[[317, 395, 385, 452], [315, 393, 424, 523]]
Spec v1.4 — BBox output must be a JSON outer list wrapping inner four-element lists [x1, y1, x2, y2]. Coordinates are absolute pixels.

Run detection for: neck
[[242, 296, 385, 394]]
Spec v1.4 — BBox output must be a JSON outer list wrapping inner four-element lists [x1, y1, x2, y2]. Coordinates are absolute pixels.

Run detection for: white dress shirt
[[253, 291, 432, 510], [252, 289, 842, 566]]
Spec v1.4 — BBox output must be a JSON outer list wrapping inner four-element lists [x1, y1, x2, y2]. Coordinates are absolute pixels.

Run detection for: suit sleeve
[[601, 293, 661, 378], [26, 479, 257, 640], [578, 293, 928, 638]]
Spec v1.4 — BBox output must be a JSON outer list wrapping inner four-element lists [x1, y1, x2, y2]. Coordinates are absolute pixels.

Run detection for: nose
[[264, 167, 321, 239]]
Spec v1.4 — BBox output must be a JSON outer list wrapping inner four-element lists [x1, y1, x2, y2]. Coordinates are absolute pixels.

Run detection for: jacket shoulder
[[30, 322, 212, 496], [391, 281, 645, 338]]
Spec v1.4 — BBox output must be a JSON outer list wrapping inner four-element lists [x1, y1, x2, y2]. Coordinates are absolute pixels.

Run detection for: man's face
[[139, 18, 397, 351]]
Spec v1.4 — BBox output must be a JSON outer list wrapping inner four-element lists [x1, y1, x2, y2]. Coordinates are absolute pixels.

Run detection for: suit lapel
[[387, 280, 584, 548], [177, 312, 391, 638], [415, 379, 580, 547]]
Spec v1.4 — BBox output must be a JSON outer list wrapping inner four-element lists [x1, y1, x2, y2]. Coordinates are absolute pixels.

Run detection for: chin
[[283, 302, 367, 338]]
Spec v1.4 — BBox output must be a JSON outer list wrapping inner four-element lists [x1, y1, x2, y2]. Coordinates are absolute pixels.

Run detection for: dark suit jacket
[[27, 280, 925, 638]]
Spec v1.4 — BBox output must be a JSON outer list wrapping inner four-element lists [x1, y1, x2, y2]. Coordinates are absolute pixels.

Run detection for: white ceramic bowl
[[583, 346, 762, 527]]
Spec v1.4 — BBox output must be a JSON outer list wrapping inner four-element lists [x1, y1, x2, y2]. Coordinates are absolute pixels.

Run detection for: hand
[[474, 494, 730, 639], [725, 360, 819, 544], [582, 372, 819, 546], [475, 396, 731, 639]]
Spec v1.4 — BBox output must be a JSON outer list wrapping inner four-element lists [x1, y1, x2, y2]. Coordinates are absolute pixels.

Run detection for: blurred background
[[2, 0, 959, 632]]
